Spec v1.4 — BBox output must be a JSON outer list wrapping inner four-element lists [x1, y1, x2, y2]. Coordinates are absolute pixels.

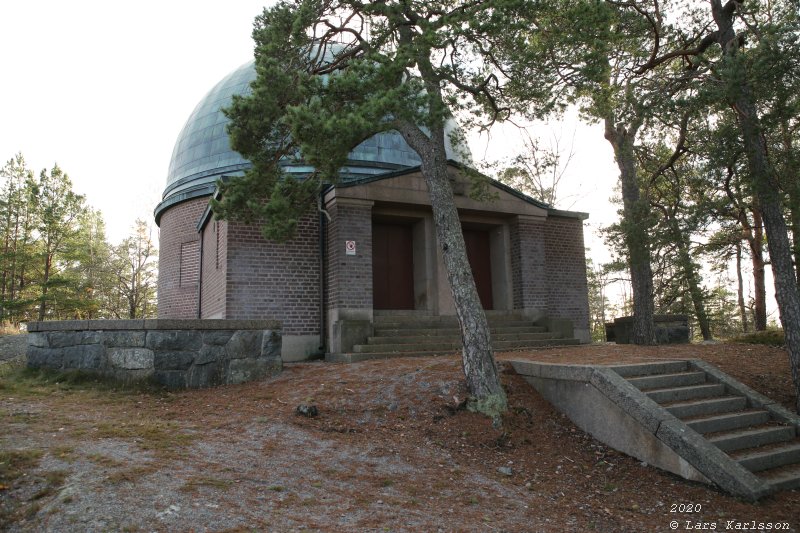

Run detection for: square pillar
[[325, 197, 375, 353], [509, 215, 548, 319]]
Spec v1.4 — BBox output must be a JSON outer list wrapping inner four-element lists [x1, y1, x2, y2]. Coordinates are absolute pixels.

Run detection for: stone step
[[645, 383, 726, 404], [628, 371, 707, 391], [733, 441, 800, 473], [327, 350, 456, 363], [608, 361, 689, 378], [374, 319, 535, 330], [491, 326, 549, 334], [511, 357, 800, 499], [664, 396, 748, 419], [373, 310, 529, 319], [686, 410, 771, 434], [372, 325, 548, 336], [494, 338, 581, 350], [708, 425, 796, 453], [366, 332, 562, 345], [353, 338, 580, 353], [759, 464, 800, 491], [355, 341, 460, 353]]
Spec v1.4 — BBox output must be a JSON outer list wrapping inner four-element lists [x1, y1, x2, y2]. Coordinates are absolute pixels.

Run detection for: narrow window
[[180, 240, 200, 287], [215, 221, 220, 270]]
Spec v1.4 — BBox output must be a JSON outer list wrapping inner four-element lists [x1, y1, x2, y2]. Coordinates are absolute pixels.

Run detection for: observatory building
[[155, 61, 590, 361]]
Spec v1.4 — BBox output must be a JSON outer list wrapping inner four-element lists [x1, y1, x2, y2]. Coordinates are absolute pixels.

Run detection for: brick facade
[[200, 219, 227, 319], [325, 200, 374, 312], [509, 215, 547, 311], [157, 175, 591, 355], [157, 197, 207, 319], [225, 215, 320, 336], [543, 215, 590, 333]]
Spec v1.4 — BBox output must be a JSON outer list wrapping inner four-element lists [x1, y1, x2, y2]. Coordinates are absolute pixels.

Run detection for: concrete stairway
[[615, 360, 800, 494], [332, 311, 580, 362], [510, 358, 800, 500]]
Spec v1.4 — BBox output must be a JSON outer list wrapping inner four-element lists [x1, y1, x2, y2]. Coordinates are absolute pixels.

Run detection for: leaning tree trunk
[[398, 119, 507, 417], [712, 0, 800, 412], [605, 118, 657, 345]]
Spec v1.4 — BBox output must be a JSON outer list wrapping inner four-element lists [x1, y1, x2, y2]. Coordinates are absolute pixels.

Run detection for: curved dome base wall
[[157, 197, 208, 319]]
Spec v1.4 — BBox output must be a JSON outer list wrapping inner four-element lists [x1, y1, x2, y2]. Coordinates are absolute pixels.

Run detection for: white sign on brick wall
[[345, 240, 356, 255]]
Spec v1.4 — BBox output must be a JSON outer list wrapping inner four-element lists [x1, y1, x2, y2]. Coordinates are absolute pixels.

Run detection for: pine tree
[[34, 164, 85, 321], [111, 219, 158, 319]]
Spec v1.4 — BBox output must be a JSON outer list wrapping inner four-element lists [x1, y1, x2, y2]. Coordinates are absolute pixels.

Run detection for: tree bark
[[736, 243, 749, 332], [38, 252, 52, 321], [749, 208, 767, 331], [778, 122, 800, 286], [677, 235, 712, 340], [711, 0, 800, 411], [789, 186, 800, 286], [605, 117, 657, 345], [723, 169, 767, 330], [398, 119, 507, 416]]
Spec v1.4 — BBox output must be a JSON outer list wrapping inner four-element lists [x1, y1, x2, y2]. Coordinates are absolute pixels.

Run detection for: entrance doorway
[[463, 228, 494, 310], [372, 223, 415, 309]]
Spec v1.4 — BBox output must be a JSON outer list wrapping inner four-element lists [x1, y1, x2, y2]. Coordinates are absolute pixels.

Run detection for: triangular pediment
[[329, 161, 587, 220]]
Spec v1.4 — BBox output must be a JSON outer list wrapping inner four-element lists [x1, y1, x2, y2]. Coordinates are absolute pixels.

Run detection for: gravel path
[[1, 343, 799, 531]]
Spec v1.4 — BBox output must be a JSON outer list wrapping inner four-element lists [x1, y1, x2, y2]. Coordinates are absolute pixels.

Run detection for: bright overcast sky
[[0, 0, 644, 292], [0, 1, 269, 242]]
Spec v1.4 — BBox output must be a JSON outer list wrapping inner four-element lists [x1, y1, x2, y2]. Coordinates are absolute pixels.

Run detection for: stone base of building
[[26, 319, 282, 389]]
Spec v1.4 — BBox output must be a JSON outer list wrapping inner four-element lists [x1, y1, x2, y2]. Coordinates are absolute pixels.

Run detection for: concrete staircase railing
[[511, 358, 800, 500], [327, 311, 580, 363]]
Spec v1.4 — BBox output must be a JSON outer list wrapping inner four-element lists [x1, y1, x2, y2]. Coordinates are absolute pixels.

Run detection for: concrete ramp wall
[[510, 359, 800, 501]]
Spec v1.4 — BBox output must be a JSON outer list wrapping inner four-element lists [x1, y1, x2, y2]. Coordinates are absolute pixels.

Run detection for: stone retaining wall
[[26, 319, 281, 389], [611, 315, 690, 344]]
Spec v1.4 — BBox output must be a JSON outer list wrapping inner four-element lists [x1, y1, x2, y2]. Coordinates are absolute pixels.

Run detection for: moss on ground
[[727, 329, 785, 347]]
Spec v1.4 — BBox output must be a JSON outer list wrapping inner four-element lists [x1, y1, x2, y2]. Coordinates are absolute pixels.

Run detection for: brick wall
[[157, 198, 207, 318], [510, 215, 547, 311], [325, 200, 373, 312], [543, 215, 589, 331], [225, 215, 320, 336], [200, 219, 227, 319]]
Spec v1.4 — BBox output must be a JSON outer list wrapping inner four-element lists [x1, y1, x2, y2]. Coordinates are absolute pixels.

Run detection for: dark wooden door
[[463, 228, 493, 310], [372, 223, 415, 310]]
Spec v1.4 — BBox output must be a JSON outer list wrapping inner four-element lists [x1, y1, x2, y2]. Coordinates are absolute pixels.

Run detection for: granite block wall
[[26, 320, 282, 389]]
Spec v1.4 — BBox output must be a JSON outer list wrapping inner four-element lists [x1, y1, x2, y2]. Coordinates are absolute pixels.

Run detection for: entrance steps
[[330, 311, 580, 363], [511, 358, 800, 500]]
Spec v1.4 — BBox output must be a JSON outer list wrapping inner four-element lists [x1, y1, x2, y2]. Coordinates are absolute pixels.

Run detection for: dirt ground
[[1, 340, 799, 532]]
